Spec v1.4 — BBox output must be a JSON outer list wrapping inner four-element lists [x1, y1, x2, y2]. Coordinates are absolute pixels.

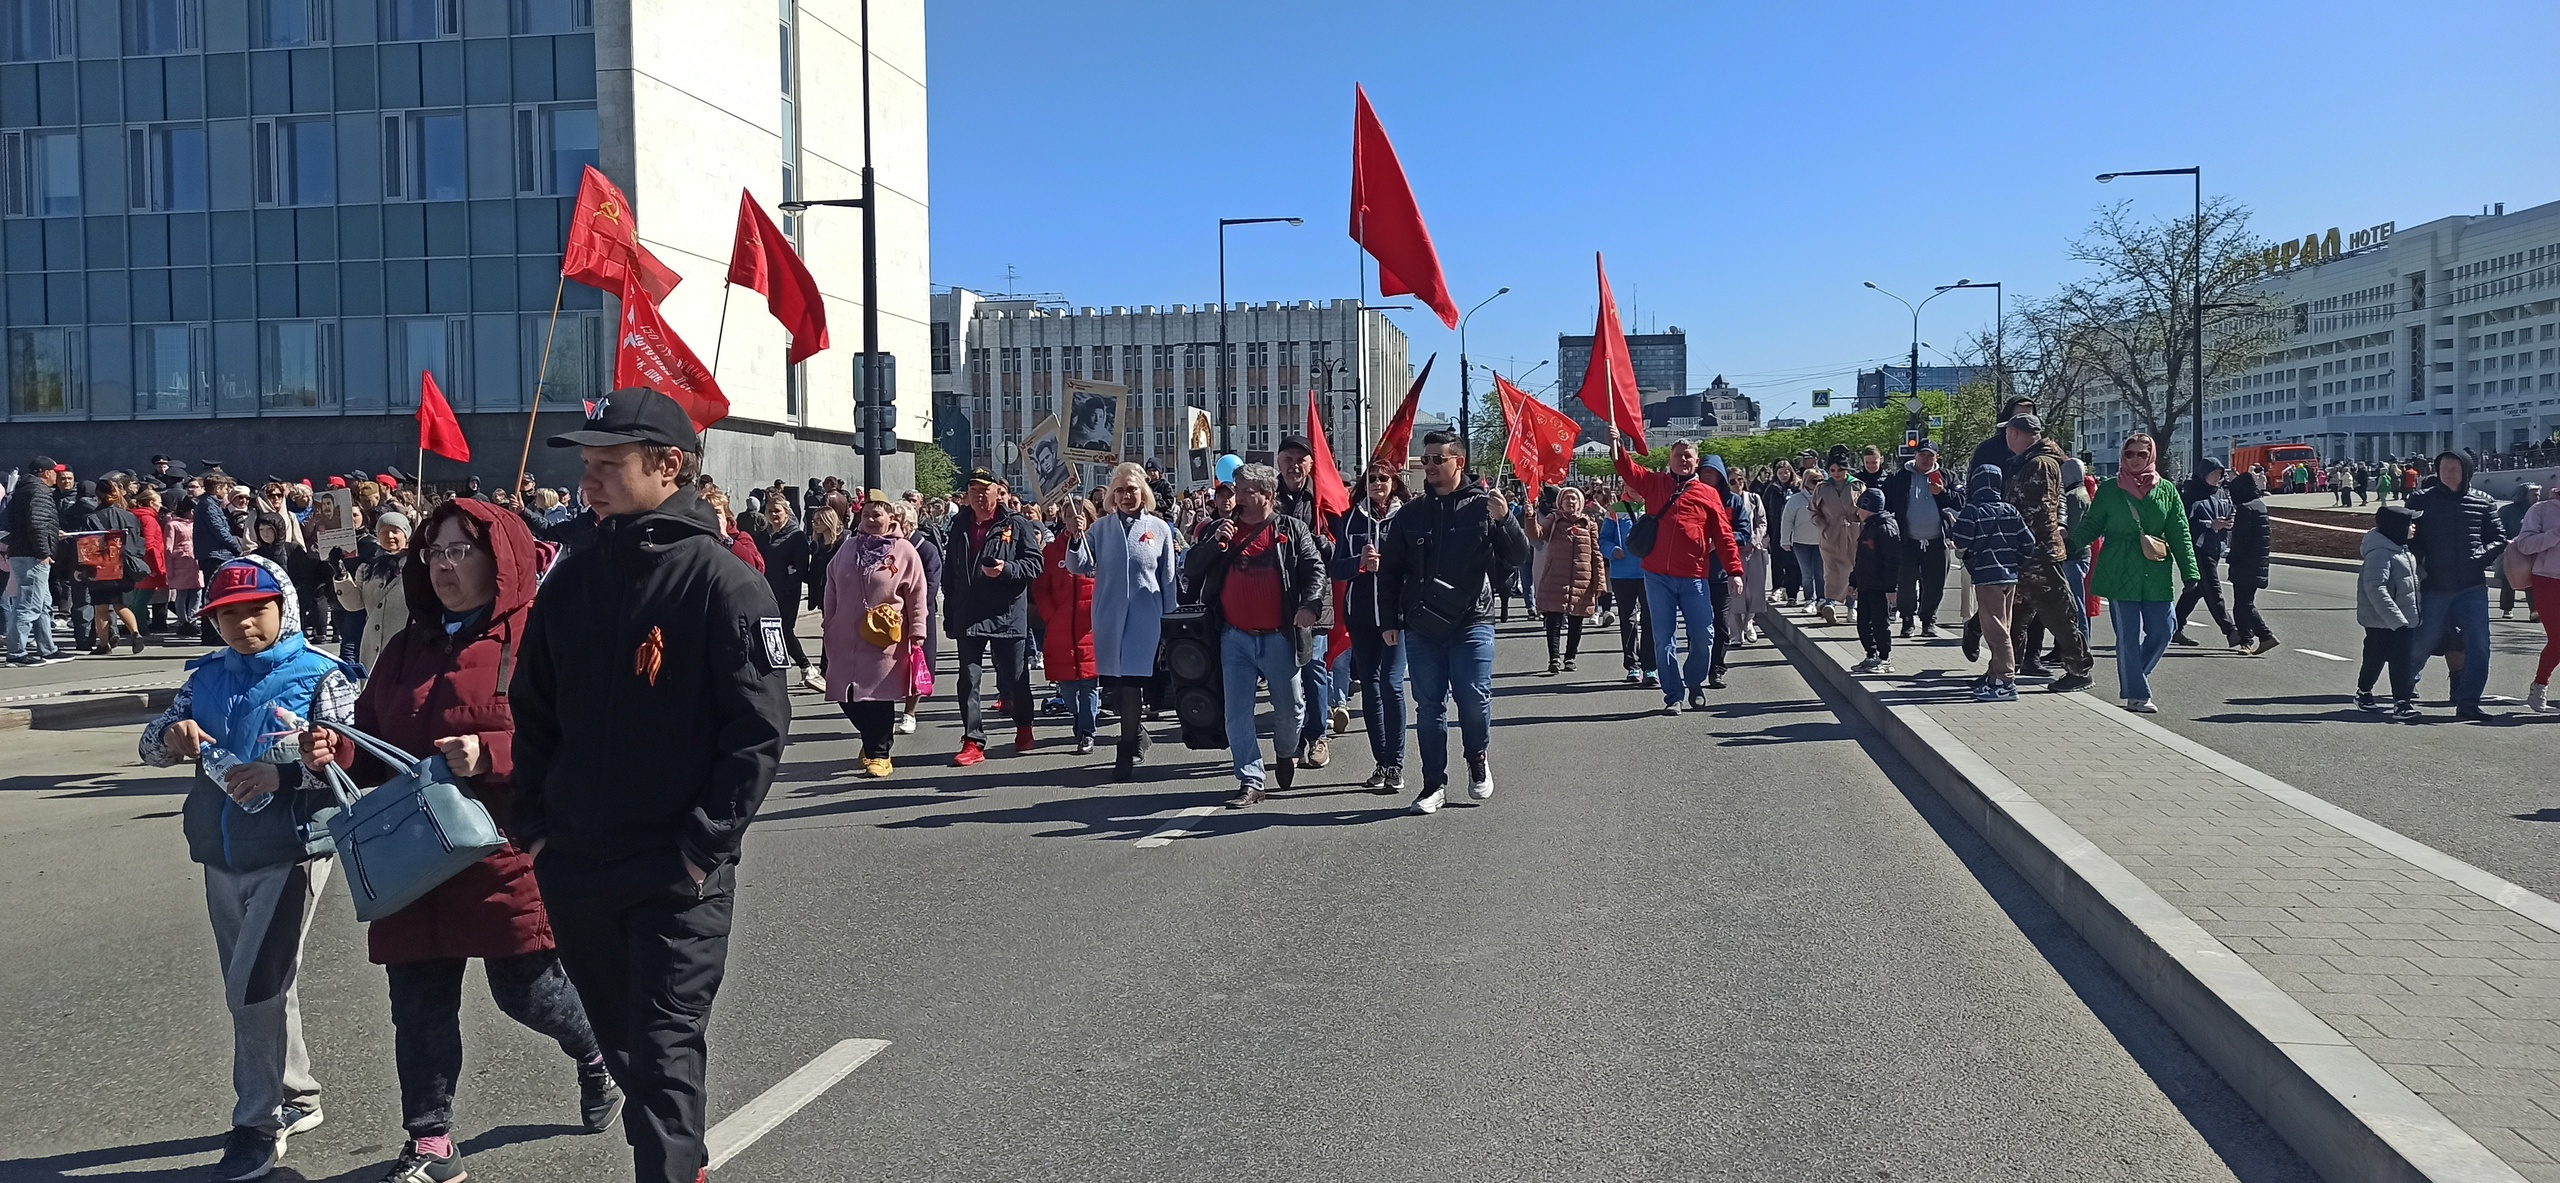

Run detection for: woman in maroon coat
[[305, 497, 620, 1180]]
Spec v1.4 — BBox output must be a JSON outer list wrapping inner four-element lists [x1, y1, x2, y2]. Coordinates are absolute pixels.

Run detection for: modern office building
[[1855, 364, 1990, 411], [931, 293, 1410, 489], [1, 0, 930, 489], [1555, 326, 1684, 438], [2079, 199, 2560, 464]]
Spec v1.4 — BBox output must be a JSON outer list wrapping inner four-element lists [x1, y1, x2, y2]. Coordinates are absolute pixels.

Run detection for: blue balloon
[[1216, 453, 1243, 483]]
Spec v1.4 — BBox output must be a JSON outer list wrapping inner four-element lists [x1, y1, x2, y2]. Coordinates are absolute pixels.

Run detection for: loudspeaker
[[1157, 604, 1225, 749]]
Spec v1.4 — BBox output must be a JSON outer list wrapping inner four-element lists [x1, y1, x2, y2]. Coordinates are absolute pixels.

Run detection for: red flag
[[1503, 375, 1582, 502], [1368, 353, 1435, 472], [561, 165, 681, 302], [417, 371, 470, 462], [1497, 374, 1536, 485], [1573, 253, 1647, 455], [613, 277, 729, 431], [1349, 85, 1458, 329], [1304, 390, 1350, 524], [726, 191, 830, 365]]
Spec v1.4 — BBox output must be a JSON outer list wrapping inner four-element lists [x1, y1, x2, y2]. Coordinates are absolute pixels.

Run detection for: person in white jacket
[[330, 510, 411, 672], [1781, 480, 1821, 607], [2508, 483, 2560, 712]]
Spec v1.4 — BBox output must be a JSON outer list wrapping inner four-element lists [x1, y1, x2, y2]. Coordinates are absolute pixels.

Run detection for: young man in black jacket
[[5, 457, 62, 664], [1270, 435, 1339, 768], [2172, 458, 2237, 647], [943, 469, 1043, 765], [2405, 450, 2510, 720], [511, 387, 791, 1183], [1376, 432, 1529, 815]]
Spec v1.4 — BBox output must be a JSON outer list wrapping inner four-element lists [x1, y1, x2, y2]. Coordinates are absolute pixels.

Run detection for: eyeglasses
[[1367, 474, 1397, 484], [421, 542, 480, 566], [1422, 453, 1459, 466]]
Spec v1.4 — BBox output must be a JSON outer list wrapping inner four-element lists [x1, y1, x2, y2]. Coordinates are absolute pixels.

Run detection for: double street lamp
[[2097, 166, 2205, 478], [1864, 279, 1968, 450], [1456, 287, 1511, 471], [1216, 216, 1302, 455]]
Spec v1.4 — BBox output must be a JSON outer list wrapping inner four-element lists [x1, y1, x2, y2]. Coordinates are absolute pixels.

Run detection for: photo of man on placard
[[1062, 378, 1125, 464]]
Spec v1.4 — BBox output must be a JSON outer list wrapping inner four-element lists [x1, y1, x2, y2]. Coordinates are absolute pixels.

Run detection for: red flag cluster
[[614, 283, 729, 431], [562, 166, 682, 303], [1499, 374, 1580, 503], [1574, 253, 1647, 455]]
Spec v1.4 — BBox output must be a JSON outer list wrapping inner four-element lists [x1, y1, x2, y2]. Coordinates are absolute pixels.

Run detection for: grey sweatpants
[[204, 859, 331, 1131]]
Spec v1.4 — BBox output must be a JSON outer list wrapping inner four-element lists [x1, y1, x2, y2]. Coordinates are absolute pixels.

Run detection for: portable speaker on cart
[[1156, 604, 1225, 749]]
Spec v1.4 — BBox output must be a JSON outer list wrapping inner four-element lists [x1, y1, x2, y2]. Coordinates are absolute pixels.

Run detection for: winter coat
[[1612, 454, 1745, 580], [1532, 510, 1604, 617], [4, 471, 56, 558], [2405, 454, 2506, 593], [755, 525, 812, 618], [1852, 512, 1902, 592], [2357, 530, 2420, 630], [1946, 468, 2034, 586], [342, 499, 554, 965], [1375, 482, 1528, 638], [943, 505, 1042, 640], [2511, 499, 2560, 582], [133, 508, 169, 591], [1779, 490, 1817, 553], [2070, 477, 2200, 602], [820, 533, 927, 704], [2223, 474, 2273, 590], [1031, 534, 1097, 680], [163, 513, 200, 590], [1809, 476, 1862, 552], [333, 553, 411, 671], [1328, 500, 1402, 633], [1070, 510, 1179, 679], [726, 528, 766, 575]]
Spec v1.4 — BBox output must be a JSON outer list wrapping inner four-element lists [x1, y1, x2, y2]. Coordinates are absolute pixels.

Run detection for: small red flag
[[1349, 85, 1459, 329], [1368, 353, 1435, 473], [562, 165, 681, 302], [1574, 253, 1647, 455], [613, 277, 729, 431], [417, 371, 470, 462], [1502, 375, 1582, 503], [726, 191, 830, 365], [1304, 390, 1351, 524]]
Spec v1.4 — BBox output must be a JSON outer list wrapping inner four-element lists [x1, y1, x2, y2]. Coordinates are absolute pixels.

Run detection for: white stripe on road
[[2266, 588, 2300, 595], [705, 1038, 891, 1170], [2294, 648, 2350, 662], [1135, 805, 1218, 849]]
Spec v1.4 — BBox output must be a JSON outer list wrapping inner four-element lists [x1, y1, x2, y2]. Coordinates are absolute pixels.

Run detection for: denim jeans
[[2407, 584, 2492, 708], [6, 556, 57, 659], [2107, 599, 2176, 702], [1058, 677, 1100, 740], [1403, 621, 1494, 789], [2062, 558, 2088, 618], [1643, 571, 1717, 704], [1221, 628, 1303, 787], [1298, 655, 1332, 748], [1792, 544, 1826, 602], [1350, 626, 1406, 770]]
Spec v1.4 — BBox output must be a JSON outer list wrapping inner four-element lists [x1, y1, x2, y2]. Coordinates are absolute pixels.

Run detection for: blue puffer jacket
[[1945, 466, 2033, 585], [1598, 512, 1644, 581]]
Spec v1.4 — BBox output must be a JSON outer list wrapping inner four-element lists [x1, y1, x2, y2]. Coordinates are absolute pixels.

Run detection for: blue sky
[[925, 0, 2559, 424]]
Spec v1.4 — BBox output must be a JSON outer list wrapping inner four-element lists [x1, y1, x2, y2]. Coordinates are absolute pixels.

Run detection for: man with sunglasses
[[1376, 432, 1529, 814]]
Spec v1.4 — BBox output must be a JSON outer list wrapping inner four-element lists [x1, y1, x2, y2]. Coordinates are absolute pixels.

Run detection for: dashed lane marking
[[704, 1038, 891, 1170], [2265, 588, 2300, 595], [1135, 805, 1218, 849], [2294, 648, 2350, 662]]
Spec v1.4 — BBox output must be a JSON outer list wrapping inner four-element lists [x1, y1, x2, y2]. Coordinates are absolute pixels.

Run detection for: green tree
[[911, 441, 956, 498]]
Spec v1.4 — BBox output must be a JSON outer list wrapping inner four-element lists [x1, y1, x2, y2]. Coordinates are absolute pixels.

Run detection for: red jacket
[[1030, 534, 1095, 680], [133, 507, 169, 591], [1613, 454, 1744, 580], [343, 498, 554, 965], [727, 528, 766, 574]]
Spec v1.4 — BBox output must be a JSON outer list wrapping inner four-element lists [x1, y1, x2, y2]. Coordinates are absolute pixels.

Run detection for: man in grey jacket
[[5, 457, 62, 664]]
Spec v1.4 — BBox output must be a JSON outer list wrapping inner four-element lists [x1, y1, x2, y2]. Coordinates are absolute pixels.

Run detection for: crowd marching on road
[[5, 378, 2559, 1183]]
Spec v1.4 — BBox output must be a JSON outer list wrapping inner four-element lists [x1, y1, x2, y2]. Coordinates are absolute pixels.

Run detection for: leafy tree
[[912, 441, 956, 499]]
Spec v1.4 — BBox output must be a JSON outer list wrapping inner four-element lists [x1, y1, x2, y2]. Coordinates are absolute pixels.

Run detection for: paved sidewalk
[[1768, 599, 2560, 1183]]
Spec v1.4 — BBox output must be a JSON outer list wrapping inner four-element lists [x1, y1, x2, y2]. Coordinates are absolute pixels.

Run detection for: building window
[[126, 125, 208, 212], [385, 111, 465, 201], [260, 321, 337, 410], [527, 312, 602, 406], [255, 118, 335, 207], [1, 129, 79, 217], [134, 324, 208, 414], [513, 0, 590, 33], [7, 326, 81, 415], [255, 0, 327, 46], [514, 104, 596, 196], [390, 316, 458, 407], [3, 0, 70, 61], [777, 0, 800, 232], [930, 322, 952, 374], [125, 0, 202, 53], [1030, 346, 1050, 395], [1000, 347, 1020, 396], [381, 0, 459, 39]]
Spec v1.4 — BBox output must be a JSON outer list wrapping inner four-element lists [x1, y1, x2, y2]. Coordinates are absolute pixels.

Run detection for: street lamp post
[[1864, 280, 1967, 450], [1457, 287, 1511, 470], [2098, 166, 2205, 478], [1935, 280, 2003, 403], [779, 0, 887, 491], [1216, 216, 1302, 455]]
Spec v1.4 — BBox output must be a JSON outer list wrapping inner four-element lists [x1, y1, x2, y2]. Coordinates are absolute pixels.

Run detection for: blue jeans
[[1792, 544, 1825, 602], [1059, 677, 1100, 740], [1404, 622, 1494, 789], [7, 556, 58, 659], [2107, 599, 2176, 702], [1350, 626, 1407, 771], [1298, 656, 1332, 748], [2062, 558, 2088, 617], [2408, 584, 2492, 708], [1644, 571, 1717, 703], [1221, 628, 1303, 787]]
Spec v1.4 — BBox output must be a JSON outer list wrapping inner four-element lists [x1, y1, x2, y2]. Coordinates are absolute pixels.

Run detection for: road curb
[[1762, 607, 2524, 1183], [2273, 551, 2360, 573], [0, 687, 177, 731]]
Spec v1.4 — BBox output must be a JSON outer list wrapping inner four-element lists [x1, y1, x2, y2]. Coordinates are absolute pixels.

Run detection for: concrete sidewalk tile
[[2355, 1038, 2482, 1068], [2435, 1064, 2560, 1097]]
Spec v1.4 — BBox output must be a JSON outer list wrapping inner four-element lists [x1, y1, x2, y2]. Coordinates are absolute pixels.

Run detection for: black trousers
[[1856, 588, 1893, 657], [2232, 584, 2277, 645], [2359, 626, 2415, 699], [1543, 612, 1586, 662], [2174, 561, 2234, 640], [1898, 537, 1947, 625], [537, 849, 735, 1183], [1708, 574, 1732, 676], [956, 634, 1031, 745], [841, 698, 897, 758], [1611, 577, 1654, 672], [386, 951, 600, 1139]]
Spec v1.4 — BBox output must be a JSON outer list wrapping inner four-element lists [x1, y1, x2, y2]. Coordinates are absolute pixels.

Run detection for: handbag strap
[[320, 759, 360, 809]]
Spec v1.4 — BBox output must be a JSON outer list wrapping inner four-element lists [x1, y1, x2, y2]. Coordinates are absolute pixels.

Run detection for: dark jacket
[[1851, 512, 1903, 591], [754, 523, 813, 611], [4, 472, 55, 558], [1329, 497, 1402, 632], [1375, 482, 1531, 637], [193, 491, 241, 567], [941, 504, 1042, 639], [2186, 482, 2234, 563], [509, 486, 791, 877], [1946, 467, 2034, 585], [2405, 452, 2507, 592], [1183, 512, 1329, 664], [1880, 462, 1956, 542], [2001, 437, 2071, 566], [2223, 474, 2273, 590]]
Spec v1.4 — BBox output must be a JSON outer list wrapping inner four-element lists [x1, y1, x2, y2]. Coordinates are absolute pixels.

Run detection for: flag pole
[[514, 271, 570, 493], [710, 282, 733, 374]]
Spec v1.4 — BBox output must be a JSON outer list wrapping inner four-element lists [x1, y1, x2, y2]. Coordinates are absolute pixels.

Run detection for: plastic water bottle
[[201, 744, 273, 813]]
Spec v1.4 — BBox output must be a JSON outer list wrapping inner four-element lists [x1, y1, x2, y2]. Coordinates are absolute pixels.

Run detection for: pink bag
[[906, 644, 934, 697]]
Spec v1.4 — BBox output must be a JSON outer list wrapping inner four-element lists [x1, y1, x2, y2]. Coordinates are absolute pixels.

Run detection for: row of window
[[1, 0, 588, 61], [0, 106, 594, 216], [959, 340, 1349, 400]]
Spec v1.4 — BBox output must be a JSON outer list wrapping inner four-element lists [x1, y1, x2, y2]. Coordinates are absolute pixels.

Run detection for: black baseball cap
[[547, 387, 702, 451]]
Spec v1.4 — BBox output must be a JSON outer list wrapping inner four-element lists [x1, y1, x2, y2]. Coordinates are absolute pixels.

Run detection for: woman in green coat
[[2068, 433, 2200, 712]]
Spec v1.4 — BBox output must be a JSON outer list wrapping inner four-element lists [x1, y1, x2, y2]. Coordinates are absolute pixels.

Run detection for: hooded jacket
[[1945, 467, 2034, 586], [2405, 451, 2506, 592], [1851, 508, 1902, 591], [1329, 496, 1403, 631], [2223, 473, 2274, 590], [1375, 480, 1530, 637], [2358, 506, 2420, 630], [2186, 470, 2234, 564], [509, 486, 791, 878], [2001, 436, 2071, 566], [942, 503, 1043, 639]]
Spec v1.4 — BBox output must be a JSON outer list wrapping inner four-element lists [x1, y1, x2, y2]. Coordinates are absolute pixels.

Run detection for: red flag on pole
[[613, 277, 729, 430], [725, 190, 830, 365], [416, 371, 471, 462], [1368, 353, 1435, 473], [1304, 389, 1351, 524], [562, 165, 681, 302], [1502, 375, 1582, 503], [1349, 85, 1459, 329], [1573, 252, 1647, 455]]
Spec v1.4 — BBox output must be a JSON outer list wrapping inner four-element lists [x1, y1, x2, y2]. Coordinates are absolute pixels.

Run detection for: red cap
[[326, 476, 347, 488], [199, 560, 287, 618], [376, 474, 399, 487], [52, 464, 66, 472]]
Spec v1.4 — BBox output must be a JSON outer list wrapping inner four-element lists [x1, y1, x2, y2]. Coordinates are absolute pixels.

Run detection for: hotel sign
[[2252, 221, 2393, 276]]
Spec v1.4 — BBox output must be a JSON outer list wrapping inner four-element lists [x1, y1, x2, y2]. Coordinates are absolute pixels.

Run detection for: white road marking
[[2294, 648, 2350, 662], [1135, 804, 1218, 848], [705, 1038, 891, 1170], [2265, 588, 2299, 595]]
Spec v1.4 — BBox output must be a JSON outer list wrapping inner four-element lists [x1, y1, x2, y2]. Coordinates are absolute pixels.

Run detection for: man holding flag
[[1609, 424, 1744, 714], [1376, 430, 1527, 815]]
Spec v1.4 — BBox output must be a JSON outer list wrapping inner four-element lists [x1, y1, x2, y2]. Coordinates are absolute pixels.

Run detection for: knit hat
[[1856, 488, 1886, 514], [1826, 444, 1851, 467], [374, 510, 412, 535]]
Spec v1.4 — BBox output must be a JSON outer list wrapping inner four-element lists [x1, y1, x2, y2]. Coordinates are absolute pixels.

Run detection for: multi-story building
[[1698, 374, 1760, 436], [1, 0, 930, 489], [1556, 327, 1684, 438], [931, 294, 1409, 488], [1855, 364, 1990, 411]]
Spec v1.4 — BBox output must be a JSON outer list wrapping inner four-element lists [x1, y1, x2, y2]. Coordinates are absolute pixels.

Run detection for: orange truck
[[2230, 443, 2320, 484]]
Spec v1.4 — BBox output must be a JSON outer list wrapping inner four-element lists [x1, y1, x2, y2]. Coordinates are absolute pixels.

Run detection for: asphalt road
[[0, 619, 2313, 1182]]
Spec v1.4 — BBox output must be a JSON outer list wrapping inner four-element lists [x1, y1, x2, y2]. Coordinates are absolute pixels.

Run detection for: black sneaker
[[1705, 669, 1726, 690], [278, 1102, 323, 1137], [2049, 672, 2093, 693], [2170, 631, 2200, 647], [1686, 690, 1708, 710], [579, 1061, 624, 1133], [2356, 692, 2384, 713], [2015, 663, 2051, 680], [209, 1127, 283, 1182], [2393, 699, 2420, 721], [377, 1140, 466, 1183], [2456, 704, 2496, 723]]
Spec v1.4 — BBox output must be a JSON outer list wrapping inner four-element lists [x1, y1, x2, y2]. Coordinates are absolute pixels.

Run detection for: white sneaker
[[2126, 698, 2158, 714], [1466, 755, 1493, 801], [1411, 786, 1445, 815], [1872, 661, 1895, 674], [895, 713, 917, 735], [2530, 684, 2551, 714]]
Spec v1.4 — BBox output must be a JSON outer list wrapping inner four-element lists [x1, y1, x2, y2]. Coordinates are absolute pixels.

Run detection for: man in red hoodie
[[1609, 428, 1744, 713]]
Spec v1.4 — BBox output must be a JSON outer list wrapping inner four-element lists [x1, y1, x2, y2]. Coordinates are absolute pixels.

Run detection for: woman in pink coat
[[822, 496, 928, 777]]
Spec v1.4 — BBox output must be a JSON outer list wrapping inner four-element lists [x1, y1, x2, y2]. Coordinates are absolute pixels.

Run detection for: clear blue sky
[[925, 0, 2558, 425]]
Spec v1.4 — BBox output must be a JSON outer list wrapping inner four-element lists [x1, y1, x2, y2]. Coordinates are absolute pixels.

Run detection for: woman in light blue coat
[[1068, 462, 1179, 779]]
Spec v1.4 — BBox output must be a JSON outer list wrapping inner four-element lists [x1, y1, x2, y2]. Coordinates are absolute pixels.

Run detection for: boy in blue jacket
[[1944, 467, 2032, 702], [1598, 495, 1656, 686]]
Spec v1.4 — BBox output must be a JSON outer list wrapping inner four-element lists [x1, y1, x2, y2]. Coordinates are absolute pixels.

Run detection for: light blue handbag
[[319, 724, 506, 922]]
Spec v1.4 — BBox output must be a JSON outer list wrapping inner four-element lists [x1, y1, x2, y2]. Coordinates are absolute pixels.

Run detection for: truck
[[2230, 443, 2321, 487]]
